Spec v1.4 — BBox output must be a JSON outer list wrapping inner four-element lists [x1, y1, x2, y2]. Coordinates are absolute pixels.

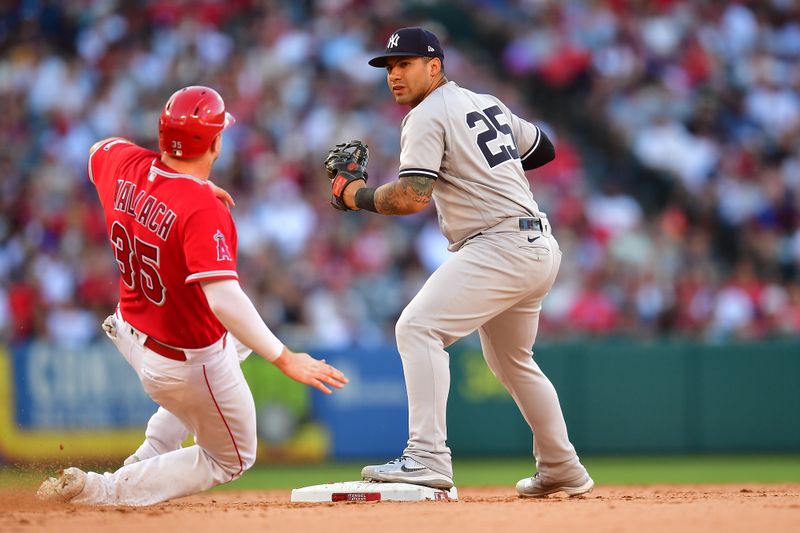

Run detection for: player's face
[[385, 56, 437, 107]]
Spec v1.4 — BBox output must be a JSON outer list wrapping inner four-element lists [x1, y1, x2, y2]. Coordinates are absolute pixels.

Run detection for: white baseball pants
[[73, 312, 256, 506], [124, 335, 253, 465]]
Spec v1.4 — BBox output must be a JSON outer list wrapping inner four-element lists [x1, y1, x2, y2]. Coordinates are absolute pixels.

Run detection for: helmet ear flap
[[158, 86, 234, 159]]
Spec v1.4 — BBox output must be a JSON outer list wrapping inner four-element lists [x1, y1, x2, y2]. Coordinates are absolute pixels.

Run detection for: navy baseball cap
[[368, 27, 444, 68]]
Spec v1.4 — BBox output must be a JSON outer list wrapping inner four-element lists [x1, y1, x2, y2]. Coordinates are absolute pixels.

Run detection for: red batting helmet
[[158, 86, 235, 159]]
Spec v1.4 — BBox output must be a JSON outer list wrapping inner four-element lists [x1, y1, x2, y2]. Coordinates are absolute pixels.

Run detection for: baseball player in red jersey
[[37, 86, 348, 506]]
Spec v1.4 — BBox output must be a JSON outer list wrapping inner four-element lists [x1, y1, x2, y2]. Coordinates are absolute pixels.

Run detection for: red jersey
[[89, 138, 238, 348]]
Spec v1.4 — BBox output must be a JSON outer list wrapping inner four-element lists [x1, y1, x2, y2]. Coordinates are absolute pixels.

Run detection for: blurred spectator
[[489, 0, 800, 341], [0, 0, 797, 348]]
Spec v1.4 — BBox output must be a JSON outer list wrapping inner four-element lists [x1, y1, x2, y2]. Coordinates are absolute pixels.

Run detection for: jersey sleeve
[[182, 202, 239, 285], [88, 138, 137, 186], [398, 104, 445, 180], [505, 106, 555, 170], [506, 109, 542, 162]]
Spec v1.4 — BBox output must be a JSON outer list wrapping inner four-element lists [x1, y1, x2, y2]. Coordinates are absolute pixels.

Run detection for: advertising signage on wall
[[12, 341, 155, 428], [0, 342, 153, 462]]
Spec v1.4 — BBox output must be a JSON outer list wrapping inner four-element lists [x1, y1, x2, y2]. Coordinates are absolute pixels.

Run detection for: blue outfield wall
[[11, 340, 155, 429], [1, 337, 798, 463], [313, 338, 800, 458], [310, 346, 409, 459], [444, 338, 800, 456]]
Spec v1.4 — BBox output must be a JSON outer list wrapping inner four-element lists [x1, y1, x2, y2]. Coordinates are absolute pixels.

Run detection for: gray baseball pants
[[397, 222, 585, 482]]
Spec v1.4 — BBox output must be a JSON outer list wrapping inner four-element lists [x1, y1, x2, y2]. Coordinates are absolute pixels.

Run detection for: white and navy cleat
[[361, 455, 454, 489], [516, 471, 594, 498]]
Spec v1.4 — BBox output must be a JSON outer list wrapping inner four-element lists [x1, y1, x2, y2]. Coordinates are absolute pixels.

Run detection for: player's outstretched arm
[[344, 174, 434, 215], [201, 279, 348, 394], [271, 349, 347, 395]]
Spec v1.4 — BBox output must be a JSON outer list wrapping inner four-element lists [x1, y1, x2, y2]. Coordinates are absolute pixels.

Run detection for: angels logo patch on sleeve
[[214, 230, 233, 261]]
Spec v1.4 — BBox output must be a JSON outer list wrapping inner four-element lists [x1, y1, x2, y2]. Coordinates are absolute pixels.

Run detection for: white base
[[290, 481, 458, 502]]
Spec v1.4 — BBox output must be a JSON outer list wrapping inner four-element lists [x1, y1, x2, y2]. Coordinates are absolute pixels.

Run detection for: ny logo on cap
[[388, 33, 399, 48]]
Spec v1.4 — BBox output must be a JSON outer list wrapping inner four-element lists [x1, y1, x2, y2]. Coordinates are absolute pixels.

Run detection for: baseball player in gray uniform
[[325, 27, 593, 497]]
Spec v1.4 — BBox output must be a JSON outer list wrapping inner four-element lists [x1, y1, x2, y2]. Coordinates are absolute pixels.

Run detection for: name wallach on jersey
[[112, 179, 177, 241]]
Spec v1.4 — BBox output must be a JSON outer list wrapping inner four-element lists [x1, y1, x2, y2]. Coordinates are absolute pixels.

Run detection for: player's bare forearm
[[375, 175, 434, 215], [344, 175, 433, 214]]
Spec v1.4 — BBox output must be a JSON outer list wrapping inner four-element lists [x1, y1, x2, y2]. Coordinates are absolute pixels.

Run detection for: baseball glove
[[324, 140, 369, 211]]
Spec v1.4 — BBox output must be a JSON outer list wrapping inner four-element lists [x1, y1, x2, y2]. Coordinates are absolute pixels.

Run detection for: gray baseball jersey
[[390, 80, 587, 485], [399, 81, 545, 250]]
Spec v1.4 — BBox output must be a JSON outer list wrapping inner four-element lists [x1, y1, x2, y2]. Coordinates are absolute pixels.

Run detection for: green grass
[[3, 455, 799, 490], [583, 455, 800, 484], [217, 455, 800, 490]]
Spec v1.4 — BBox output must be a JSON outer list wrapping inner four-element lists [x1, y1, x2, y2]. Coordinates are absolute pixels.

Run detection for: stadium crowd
[[494, 0, 800, 339], [0, 0, 798, 350]]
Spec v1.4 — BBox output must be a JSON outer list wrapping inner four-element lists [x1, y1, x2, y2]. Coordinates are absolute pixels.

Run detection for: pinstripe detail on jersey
[[185, 270, 239, 283], [399, 168, 439, 180], [520, 126, 541, 161], [150, 162, 208, 185]]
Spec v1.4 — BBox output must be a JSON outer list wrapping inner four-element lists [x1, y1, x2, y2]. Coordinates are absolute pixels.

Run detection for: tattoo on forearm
[[375, 175, 434, 215], [375, 184, 406, 215], [405, 175, 435, 205]]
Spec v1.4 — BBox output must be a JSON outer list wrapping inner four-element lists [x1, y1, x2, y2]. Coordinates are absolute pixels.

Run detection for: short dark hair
[[423, 56, 446, 75]]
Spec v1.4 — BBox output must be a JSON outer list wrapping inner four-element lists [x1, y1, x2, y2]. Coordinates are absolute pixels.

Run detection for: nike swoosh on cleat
[[400, 465, 428, 472]]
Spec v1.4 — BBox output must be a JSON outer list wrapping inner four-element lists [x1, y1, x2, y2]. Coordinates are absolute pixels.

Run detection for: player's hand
[[273, 347, 349, 394], [209, 180, 235, 208], [324, 140, 369, 211]]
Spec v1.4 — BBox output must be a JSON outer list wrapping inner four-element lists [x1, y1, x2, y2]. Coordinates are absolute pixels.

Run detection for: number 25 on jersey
[[466, 105, 519, 168]]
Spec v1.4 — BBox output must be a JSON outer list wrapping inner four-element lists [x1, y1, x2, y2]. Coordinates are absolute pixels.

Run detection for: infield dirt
[[1, 484, 798, 532]]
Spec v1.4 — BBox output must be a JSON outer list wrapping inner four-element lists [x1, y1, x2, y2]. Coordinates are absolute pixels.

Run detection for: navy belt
[[519, 218, 543, 231]]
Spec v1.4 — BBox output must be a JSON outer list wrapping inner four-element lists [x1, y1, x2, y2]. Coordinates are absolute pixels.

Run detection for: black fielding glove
[[324, 140, 369, 211]]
